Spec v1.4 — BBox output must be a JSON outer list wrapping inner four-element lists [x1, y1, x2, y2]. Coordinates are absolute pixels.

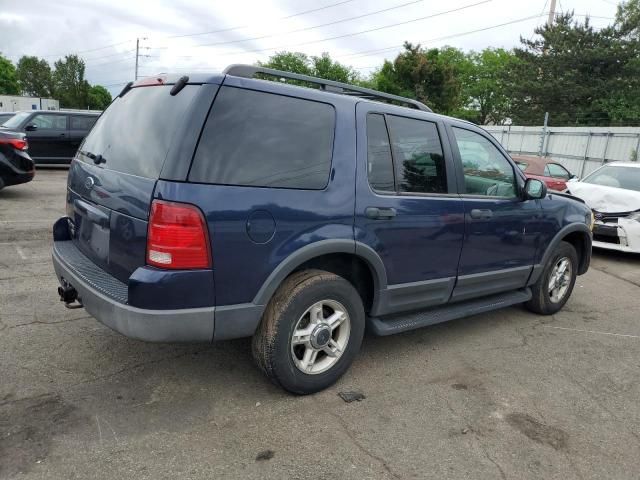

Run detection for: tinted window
[[453, 127, 516, 197], [80, 85, 198, 178], [31, 114, 67, 130], [582, 165, 640, 192], [546, 163, 570, 179], [71, 115, 98, 130], [189, 87, 335, 189], [386, 115, 446, 194], [366, 114, 394, 192]]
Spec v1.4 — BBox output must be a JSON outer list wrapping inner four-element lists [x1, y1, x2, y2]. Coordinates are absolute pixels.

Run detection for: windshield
[[582, 165, 640, 192], [1, 112, 30, 129]]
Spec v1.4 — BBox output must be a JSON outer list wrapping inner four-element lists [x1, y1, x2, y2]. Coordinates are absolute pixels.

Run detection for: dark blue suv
[[53, 65, 593, 394]]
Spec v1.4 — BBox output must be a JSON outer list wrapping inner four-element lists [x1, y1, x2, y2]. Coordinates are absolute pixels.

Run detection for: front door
[[355, 104, 465, 316], [448, 124, 541, 302], [23, 113, 69, 163]]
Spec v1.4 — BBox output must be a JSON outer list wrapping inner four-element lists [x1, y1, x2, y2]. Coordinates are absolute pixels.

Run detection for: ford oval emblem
[[84, 177, 95, 190]]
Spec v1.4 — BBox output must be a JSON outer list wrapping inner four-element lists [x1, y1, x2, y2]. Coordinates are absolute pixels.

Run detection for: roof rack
[[223, 64, 432, 113]]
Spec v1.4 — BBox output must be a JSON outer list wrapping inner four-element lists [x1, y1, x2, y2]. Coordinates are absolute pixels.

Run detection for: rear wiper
[[79, 150, 106, 165]]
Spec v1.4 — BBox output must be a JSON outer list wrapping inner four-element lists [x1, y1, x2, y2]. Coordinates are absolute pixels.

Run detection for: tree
[[372, 43, 464, 115], [0, 54, 20, 95], [16, 56, 53, 97], [88, 85, 112, 110], [53, 55, 90, 108], [615, 0, 640, 39], [258, 51, 359, 83], [459, 49, 518, 125], [509, 13, 640, 126], [310, 52, 359, 83], [259, 51, 312, 75]]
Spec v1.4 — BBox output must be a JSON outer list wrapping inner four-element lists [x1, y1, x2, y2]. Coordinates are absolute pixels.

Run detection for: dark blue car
[[53, 66, 593, 394]]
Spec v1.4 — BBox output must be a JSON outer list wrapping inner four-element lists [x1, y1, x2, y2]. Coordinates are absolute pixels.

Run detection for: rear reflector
[[0, 138, 28, 150], [146, 200, 211, 269]]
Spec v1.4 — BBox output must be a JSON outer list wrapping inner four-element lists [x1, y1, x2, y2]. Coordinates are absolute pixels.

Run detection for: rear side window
[[71, 115, 97, 130], [386, 115, 447, 194], [80, 85, 198, 178], [31, 113, 67, 130], [189, 87, 335, 189], [366, 114, 394, 192]]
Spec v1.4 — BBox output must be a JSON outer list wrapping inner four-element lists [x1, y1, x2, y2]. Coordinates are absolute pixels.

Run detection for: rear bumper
[[53, 240, 215, 342]]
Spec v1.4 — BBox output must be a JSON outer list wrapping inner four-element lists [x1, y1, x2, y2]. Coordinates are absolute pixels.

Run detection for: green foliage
[[258, 51, 359, 84], [53, 55, 90, 109], [16, 56, 53, 97], [0, 54, 20, 95], [87, 85, 112, 110], [510, 12, 640, 126], [616, 0, 640, 38], [371, 42, 463, 115]]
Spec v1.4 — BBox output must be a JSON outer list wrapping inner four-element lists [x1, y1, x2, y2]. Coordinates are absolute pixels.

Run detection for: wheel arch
[[532, 223, 592, 284], [251, 240, 387, 313]]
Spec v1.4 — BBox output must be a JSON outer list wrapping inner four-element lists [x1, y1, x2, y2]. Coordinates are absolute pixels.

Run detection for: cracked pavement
[[1, 170, 640, 479]]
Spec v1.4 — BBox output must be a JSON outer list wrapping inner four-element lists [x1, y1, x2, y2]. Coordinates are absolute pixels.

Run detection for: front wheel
[[252, 269, 365, 394], [525, 241, 578, 315]]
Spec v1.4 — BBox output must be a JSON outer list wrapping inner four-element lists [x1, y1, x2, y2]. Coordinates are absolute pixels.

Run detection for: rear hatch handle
[[74, 199, 109, 228]]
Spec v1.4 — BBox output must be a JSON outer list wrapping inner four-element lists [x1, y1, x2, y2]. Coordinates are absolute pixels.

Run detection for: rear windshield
[[79, 85, 198, 178], [2, 112, 30, 129]]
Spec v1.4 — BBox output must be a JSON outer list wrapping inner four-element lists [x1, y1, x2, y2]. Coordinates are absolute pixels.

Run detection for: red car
[[511, 155, 576, 192]]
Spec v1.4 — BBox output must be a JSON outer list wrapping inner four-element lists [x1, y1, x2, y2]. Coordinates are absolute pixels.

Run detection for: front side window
[[453, 127, 516, 197], [366, 114, 394, 192], [189, 87, 335, 190], [386, 115, 447, 194], [30, 114, 67, 130], [546, 163, 571, 179]]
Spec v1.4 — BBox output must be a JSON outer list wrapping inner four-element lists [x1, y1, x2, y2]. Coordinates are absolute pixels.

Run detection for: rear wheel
[[252, 269, 365, 394], [525, 241, 578, 315]]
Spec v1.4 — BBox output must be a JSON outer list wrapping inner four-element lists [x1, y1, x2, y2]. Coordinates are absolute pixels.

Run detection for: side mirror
[[524, 178, 547, 200], [569, 174, 578, 181], [24, 124, 37, 132]]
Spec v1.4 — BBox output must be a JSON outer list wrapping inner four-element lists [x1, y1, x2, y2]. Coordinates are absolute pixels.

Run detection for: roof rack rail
[[223, 64, 432, 113]]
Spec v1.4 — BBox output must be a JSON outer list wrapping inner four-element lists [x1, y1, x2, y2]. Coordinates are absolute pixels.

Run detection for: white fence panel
[[484, 126, 640, 178]]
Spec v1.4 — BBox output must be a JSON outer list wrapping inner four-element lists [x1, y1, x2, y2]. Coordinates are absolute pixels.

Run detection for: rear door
[[354, 103, 465, 316], [448, 124, 541, 301], [23, 112, 69, 163], [66, 82, 211, 283]]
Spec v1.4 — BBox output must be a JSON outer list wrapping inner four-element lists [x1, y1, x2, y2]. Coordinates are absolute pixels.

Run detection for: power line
[[153, 0, 425, 50], [341, 13, 543, 60], [154, 0, 356, 40], [177, 0, 493, 58], [38, 39, 135, 59]]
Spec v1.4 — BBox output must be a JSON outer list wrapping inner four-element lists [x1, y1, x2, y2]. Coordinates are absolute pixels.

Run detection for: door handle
[[59, 133, 66, 137], [366, 207, 397, 220], [470, 209, 493, 219]]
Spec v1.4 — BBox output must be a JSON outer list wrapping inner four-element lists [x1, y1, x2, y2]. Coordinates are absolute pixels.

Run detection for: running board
[[369, 288, 532, 336]]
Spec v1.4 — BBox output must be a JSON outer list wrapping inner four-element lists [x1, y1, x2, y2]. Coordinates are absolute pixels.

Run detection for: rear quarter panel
[[154, 84, 357, 306]]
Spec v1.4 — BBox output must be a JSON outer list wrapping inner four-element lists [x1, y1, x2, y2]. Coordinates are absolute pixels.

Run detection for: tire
[[252, 269, 365, 395], [525, 241, 578, 315]]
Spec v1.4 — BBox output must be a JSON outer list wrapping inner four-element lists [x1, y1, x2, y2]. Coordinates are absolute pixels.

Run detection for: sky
[[0, 0, 620, 96]]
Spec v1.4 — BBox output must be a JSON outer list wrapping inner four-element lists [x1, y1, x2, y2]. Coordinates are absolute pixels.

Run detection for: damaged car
[[567, 161, 640, 253]]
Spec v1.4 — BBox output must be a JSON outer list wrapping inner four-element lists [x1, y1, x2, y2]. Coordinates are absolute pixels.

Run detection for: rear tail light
[[0, 138, 28, 150], [146, 200, 211, 269]]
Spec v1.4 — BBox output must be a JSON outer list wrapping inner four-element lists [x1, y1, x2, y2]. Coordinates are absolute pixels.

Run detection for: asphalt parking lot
[[1, 169, 639, 480]]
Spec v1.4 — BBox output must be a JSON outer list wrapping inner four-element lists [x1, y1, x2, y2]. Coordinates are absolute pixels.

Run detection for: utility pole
[[547, 0, 557, 26], [135, 38, 139, 81]]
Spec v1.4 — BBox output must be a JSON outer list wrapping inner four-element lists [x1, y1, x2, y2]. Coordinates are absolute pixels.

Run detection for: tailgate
[[65, 83, 201, 282]]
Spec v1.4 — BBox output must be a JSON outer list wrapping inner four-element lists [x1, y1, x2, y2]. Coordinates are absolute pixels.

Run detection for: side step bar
[[369, 288, 532, 336]]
